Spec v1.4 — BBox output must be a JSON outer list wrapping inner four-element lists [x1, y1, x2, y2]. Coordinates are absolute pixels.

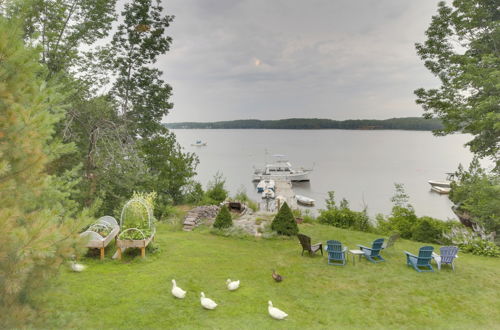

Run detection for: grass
[[36, 222, 500, 329]]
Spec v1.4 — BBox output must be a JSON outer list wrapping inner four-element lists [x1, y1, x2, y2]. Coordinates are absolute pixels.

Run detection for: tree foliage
[[0, 20, 85, 326], [271, 202, 299, 236], [415, 0, 500, 168], [318, 191, 372, 232]]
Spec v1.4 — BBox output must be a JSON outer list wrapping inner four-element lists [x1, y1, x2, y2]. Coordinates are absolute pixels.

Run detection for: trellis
[[80, 216, 120, 260]]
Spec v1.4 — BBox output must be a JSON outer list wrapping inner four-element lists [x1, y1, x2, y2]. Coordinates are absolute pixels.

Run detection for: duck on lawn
[[70, 261, 86, 272], [171, 279, 186, 299], [268, 301, 288, 320], [200, 292, 217, 310], [272, 270, 283, 282], [226, 279, 240, 291]]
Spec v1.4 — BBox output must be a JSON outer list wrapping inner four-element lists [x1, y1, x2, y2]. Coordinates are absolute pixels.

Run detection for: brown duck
[[272, 269, 283, 282]]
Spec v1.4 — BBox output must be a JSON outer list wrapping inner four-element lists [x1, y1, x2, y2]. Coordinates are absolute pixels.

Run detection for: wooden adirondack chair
[[404, 246, 434, 272], [326, 240, 347, 265], [357, 238, 385, 263], [433, 246, 459, 271], [382, 233, 400, 249], [297, 234, 323, 256]]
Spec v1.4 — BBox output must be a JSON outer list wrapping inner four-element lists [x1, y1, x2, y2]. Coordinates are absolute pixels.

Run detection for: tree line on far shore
[[165, 117, 443, 131]]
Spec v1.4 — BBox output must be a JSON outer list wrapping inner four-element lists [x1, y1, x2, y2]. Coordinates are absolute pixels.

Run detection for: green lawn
[[38, 222, 500, 329]]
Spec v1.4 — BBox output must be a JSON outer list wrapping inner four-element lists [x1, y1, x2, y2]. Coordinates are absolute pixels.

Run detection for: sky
[[159, 0, 442, 123]]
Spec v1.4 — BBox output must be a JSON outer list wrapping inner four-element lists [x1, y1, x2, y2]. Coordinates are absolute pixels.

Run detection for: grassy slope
[[39, 223, 500, 329]]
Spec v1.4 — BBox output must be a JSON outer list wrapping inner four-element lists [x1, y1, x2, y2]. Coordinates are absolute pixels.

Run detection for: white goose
[[171, 279, 186, 299], [70, 262, 86, 272], [200, 292, 217, 310], [226, 279, 240, 291], [268, 301, 288, 320]]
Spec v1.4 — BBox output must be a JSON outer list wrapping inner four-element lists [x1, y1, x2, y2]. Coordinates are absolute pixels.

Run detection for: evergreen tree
[[213, 206, 232, 229], [271, 202, 299, 236], [0, 20, 81, 327]]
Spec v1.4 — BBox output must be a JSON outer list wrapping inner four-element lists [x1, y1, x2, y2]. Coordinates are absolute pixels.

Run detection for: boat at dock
[[257, 179, 275, 192], [428, 173, 454, 189], [253, 155, 311, 182], [431, 186, 451, 194], [262, 188, 275, 199], [295, 195, 315, 206]]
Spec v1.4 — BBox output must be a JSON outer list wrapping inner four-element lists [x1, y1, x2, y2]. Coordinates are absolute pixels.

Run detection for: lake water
[[172, 129, 476, 220]]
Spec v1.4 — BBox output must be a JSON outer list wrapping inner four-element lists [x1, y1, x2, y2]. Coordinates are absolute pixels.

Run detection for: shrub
[[233, 187, 259, 211], [411, 216, 446, 243], [182, 180, 205, 204], [213, 205, 232, 229], [271, 202, 299, 236], [205, 172, 228, 204], [318, 192, 372, 232], [444, 225, 500, 257]]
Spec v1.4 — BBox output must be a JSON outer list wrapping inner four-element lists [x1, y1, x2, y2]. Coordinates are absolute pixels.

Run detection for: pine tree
[[213, 206, 232, 229], [271, 202, 299, 236], [0, 19, 80, 327]]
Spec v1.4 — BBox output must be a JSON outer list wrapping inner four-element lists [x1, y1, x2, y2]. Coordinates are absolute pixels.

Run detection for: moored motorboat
[[253, 155, 311, 182], [428, 173, 454, 188], [295, 195, 315, 206], [262, 188, 275, 199], [257, 180, 266, 192]]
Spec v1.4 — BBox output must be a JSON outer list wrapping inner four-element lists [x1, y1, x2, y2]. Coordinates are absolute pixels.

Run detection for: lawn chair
[[432, 246, 459, 271], [404, 246, 434, 272], [382, 233, 400, 249], [326, 240, 347, 266], [297, 234, 323, 256], [357, 238, 385, 263]]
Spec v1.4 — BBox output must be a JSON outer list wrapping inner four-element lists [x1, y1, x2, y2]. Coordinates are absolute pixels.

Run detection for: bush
[[271, 202, 299, 236], [233, 186, 259, 211], [411, 216, 447, 243], [444, 225, 500, 257], [182, 180, 205, 204], [213, 205, 232, 229], [318, 191, 372, 232]]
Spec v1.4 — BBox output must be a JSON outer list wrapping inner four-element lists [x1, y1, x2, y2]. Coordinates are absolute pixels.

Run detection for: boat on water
[[191, 140, 207, 146], [262, 188, 275, 199], [431, 186, 451, 194], [253, 155, 311, 182], [428, 173, 454, 189], [257, 179, 275, 192], [295, 195, 315, 206]]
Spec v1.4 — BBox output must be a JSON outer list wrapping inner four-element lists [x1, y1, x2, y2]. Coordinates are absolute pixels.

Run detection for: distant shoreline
[[165, 117, 443, 131]]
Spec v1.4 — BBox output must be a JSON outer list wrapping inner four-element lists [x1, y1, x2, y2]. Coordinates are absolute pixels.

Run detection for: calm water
[[172, 129, 476, 220]]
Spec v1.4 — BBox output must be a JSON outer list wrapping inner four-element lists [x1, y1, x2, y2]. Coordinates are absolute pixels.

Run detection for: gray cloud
[[160, 0, 441, 122]]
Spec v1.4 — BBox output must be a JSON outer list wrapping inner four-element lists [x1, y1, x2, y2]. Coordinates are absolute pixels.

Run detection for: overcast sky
[[159, 0, 441, 123]]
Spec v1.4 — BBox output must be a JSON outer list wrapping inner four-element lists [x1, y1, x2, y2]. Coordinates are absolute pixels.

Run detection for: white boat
[[295, 195, 315, 206], [253, 155, 311, 182], [428, 173, 454, 188], [257, 179, 275, 193], [262, 188, 275, 199], [191, 140, 207, 146], [431, 186, 451, 194]]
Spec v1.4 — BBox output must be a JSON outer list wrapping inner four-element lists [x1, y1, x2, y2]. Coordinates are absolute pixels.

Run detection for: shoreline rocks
[[183, 205, 220, 231]]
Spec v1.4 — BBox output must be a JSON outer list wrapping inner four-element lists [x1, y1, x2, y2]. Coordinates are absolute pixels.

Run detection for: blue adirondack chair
[[433, 246, 459, 271], [357, 238, 385, 263], [404, 246, 434, 272], [326, 240, 347, 266]]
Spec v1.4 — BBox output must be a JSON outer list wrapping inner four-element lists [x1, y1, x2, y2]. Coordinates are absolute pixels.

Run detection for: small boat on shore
[[295, 195, 315, 206], [191, 140, 207, 146], [428, 173, 454, 189], [431, 186, 451, 194]]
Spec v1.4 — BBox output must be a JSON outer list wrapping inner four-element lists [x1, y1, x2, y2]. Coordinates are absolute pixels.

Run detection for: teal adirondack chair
[[357, 238, 385, 263], [404, 246, 434, 272], [326, 240, 347, 266]]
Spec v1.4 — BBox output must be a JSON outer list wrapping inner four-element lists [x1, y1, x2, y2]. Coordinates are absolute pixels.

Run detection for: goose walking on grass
[[200, 292, 218, 310], [70, 261, 86, 272], [272, 270, 283, 282], [268, 301, 288, 320], [226, 279, 240, 291], [171, 279, 186, 299]]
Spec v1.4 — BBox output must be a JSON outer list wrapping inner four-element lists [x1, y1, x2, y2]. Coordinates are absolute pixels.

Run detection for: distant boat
[[191, 140, 207, 146], [428, 173, 454, 189], [257, 179, 275, 193], [295, 195, 315, 206], [253, 155, 311, 182]]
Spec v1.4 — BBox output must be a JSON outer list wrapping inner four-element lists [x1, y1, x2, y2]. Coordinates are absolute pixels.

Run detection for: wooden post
[[141, 247, 146, 258], [100, 248, 105, 260], [117, 247, 122, 260]]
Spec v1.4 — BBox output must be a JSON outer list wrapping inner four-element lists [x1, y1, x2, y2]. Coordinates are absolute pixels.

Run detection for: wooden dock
[[260, 179, 296, 212]]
